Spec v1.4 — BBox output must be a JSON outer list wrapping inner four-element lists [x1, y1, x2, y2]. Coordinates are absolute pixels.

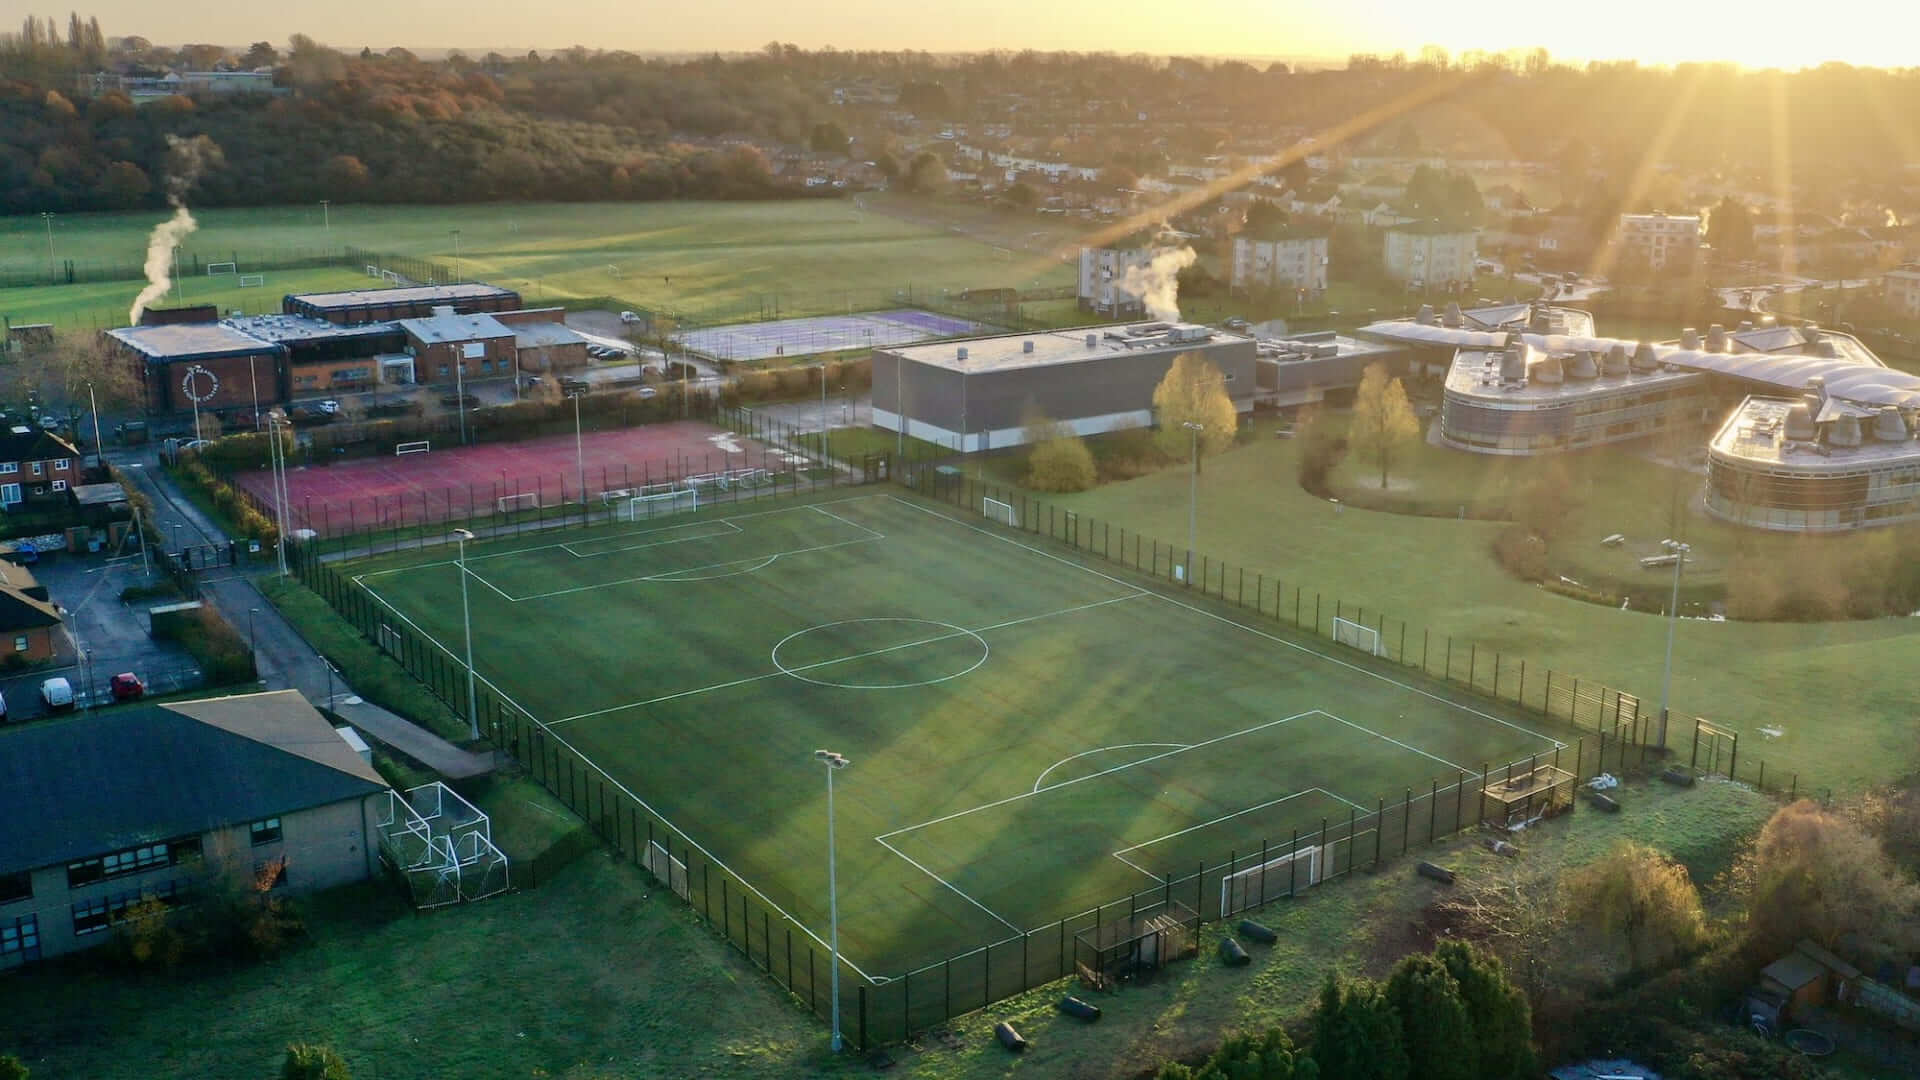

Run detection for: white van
[[40, 677, 73, 711]]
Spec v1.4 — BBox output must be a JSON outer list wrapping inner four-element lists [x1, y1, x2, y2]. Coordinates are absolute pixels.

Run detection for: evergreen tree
[[1433, 941, 1536, 1080], [1310, 974, 1409, 1080], [1383, 954, 1475, 1080]]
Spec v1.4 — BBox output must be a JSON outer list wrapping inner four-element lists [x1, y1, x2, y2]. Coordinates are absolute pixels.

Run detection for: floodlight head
[[1182, 420, 1205, 431], [452, 528, 475, 541], [814, 749, 849, 768]]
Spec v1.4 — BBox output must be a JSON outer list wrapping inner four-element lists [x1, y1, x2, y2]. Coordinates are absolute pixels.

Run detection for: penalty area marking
[[1032, 743, 1190, 793], [1109, 787, 1367, 879]]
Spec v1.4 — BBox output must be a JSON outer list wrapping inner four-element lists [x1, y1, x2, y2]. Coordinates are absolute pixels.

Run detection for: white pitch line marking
[[874, 836, 1023, 935], [1031, 743, 1191, 794]]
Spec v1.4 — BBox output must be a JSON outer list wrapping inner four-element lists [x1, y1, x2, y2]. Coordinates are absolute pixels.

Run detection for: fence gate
[[1690, 718, 1739, 778]]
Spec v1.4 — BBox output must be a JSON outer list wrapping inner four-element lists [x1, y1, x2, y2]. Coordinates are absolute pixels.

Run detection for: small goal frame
[[206, 261, 237, 276], [1331, 617, 1381, 657], [238, 274, 265, 288], [395, 440, 431, 456], [497, 492, 539, 514], [983, 496, 1017, 527], [617, 489, 697, 521], [1220, 843, 1323, 918]]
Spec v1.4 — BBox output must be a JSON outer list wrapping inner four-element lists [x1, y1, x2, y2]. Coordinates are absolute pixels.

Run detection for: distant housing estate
[[74, 69, 280, 101], [1382, 221, 1477, 290]]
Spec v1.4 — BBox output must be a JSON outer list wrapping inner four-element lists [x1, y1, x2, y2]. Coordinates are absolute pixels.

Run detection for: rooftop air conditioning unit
[[1022, 340, 1034, 354], [957, 347, 969, 361]]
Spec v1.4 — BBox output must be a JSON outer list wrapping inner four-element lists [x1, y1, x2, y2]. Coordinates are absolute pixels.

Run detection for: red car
[[110, 672, 146, 702]]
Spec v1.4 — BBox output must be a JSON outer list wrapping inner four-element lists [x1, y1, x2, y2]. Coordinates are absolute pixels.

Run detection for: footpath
[[108, 451, 496, 779]]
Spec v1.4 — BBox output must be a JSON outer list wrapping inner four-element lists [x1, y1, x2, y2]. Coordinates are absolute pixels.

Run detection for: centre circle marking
[[771, 617, 989, 690]]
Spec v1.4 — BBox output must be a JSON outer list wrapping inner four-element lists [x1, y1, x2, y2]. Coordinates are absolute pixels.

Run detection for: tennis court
[[672, 308, 991, 362], [344, 490, 1567, 981], [234, 421, 800, 535]]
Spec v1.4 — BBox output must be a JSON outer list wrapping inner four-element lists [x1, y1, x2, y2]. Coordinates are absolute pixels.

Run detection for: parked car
[[0, 689, 8, 722], [560, 377, 591, 394], [110, 672, 145, 702], [620, 311, 642, 324], [438, 392, 481, 409], [40, 677, 73, 711], [635, 386, 658, 399]]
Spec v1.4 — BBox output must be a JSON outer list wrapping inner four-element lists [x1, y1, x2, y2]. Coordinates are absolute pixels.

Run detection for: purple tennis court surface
[[234, 422, 804, 536], [673, 308, 991, 362]]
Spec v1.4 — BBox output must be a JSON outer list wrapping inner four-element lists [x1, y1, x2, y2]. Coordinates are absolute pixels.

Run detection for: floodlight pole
[[450, 228, 462, 283], [820, 360, 829, 462], [1657, 538, 1689, 748], [41, 212, 55, 276], [814, 749, 851, 1052], [454, 349, 469, 445], [84, 382, 103, 470], [1183, 421, 1204, 586], [570, 391, 586, 513], [454, 528, 479, 741]]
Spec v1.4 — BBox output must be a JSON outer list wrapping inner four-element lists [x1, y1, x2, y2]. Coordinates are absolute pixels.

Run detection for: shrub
[[1491, 525, 1549, 582], [1157, 1027, 1316, 1080], [1311, 973, 1408, 1080], [158, 606, 257, 686], [0, 1052, 27, 1080], [1569, 841, 1709, 975], [1747, 799, 1920, 963], [282, 1043, 352, 1080]]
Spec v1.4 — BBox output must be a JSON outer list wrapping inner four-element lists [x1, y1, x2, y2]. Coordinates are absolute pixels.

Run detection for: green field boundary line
[[879, 493, 1570, 753]]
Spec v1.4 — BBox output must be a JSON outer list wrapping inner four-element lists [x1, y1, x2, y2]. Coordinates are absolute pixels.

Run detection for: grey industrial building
[[873, 323, 1256, 452]]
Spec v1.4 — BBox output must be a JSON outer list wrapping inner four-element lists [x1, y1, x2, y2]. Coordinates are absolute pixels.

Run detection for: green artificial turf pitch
[[347, 491, 1565, 977]]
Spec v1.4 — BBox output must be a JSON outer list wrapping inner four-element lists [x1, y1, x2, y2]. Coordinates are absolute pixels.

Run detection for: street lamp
[[40, 212, 54, 278], [247, 606, 258, 663], [1182, 421, 1205, 586], [319, 199, 329, 234], [450, 228, 461, 283], [813, 748, 851, 1052], [569, 390, 586, 515], [1656, 538, 1690, 748], [453, 528, 479, 740]]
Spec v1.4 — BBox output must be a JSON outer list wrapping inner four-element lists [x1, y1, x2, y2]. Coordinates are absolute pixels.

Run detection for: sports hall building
[[873, 322, 1256, 452], [1358, 304, 1920, 532]]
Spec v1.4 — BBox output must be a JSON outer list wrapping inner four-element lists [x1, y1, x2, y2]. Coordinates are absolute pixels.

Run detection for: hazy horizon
[[64, 0, 1920, 71]]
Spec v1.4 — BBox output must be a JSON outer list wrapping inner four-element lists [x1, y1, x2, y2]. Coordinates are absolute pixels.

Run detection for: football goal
[[365, 264, 383, 278], [238, 274, 265, 288], [1331, 617, 1382, 657], [206, 261, 237, 276], [617, 489, 697, 520], [685, 473, 731, 494], [983, 496, 1018, 527], [725, 467, 774, 489], [497, 492, 540, 514], [395, 440, 431, 456], [377, 623, 403, 657], [1220, 843, 1323, 918]]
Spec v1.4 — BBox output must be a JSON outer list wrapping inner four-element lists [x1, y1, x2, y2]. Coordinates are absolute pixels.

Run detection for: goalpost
[[497, 492, 539, 514], [617, 489, 697, 520], [238, 274, 266, 288], [1221, 843, 1323, 918], [983, 496, 1017, 527], [366, 264, 383, 278], [206, 262, 236, 276], [395, 441, 431, 456], [1331, 617, 1382, 657]]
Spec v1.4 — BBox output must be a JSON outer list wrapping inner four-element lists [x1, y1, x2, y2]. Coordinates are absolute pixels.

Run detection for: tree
[[808, 121, 847, 154], [319, 154, 369, 192], [1158, 1026, 1316, 1080], [1151, 353, 1237, 466], [1748, 799, 1920, 962], [1004, 181, 1037, 210], [1310, 974, 1408, 1080], [1024, 405, 1095, 492], [1569, 841, 1708, 974], [1707, 195, 1755, 262], [242, 41, 278, 68], [873, 152, 900, 180], [1348, 362, 1419, 489], [93, 160, 151, 208], [1383, 954, 1475, 1080], [903, 151, 945, 195], [0, 1054, 26, 1080], [1432, 941, 1535, 1080], [281, 1043, 351, 1080]]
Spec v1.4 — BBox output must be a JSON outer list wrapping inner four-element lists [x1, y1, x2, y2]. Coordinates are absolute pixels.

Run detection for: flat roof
[[1446, 342, 1700, 404], [105, 322, 275, 361], [512, 322, 588, 348], [882, 322, 1236, 374], [224, 314, 400, 343], [1255, 330, 1399, 364], [396, 312, 514, 345], [288, 282, 517, 309], [1712, 395, 1920, 470]]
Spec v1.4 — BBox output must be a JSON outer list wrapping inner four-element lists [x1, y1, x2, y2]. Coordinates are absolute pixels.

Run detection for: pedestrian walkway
[[108, 452, 496, 779]]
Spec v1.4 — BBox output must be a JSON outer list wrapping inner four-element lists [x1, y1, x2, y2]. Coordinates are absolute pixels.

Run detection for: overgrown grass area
[[1014, 427, 1918, 795], [257, 574, 469, 746], [0, 777, 1776, 1080]]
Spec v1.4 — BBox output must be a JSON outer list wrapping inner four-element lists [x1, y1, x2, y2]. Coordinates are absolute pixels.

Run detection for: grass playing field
[[343, 490, 1569, 979], [0, 266, 375, 331], [1, 200, 1084, 330]]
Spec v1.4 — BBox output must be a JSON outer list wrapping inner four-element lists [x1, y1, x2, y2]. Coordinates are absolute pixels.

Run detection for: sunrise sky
[[64, 0, 1920, 69]]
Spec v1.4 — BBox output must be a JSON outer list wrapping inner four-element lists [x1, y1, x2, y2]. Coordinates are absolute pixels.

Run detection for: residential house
[[1881, 265, 1920, 317], [0, 690, 389, 967], [0, 425, 83, 510], [0, 560, 59, 662], [1615, 212, 1702, 272], [1232, 224, 1330, 295], [1383, 220, 1478, 289]]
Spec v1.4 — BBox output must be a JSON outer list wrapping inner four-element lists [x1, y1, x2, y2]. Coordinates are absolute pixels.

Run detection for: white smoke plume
[[1119, 243, 1198, 323], [127, 134, 223, 325]]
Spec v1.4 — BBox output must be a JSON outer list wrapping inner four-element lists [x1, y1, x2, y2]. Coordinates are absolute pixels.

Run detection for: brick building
[[105, 323, 287, 418], [284, 283, 522, 326], [397, 310, 519, 386], [0, 425, 85, 509]]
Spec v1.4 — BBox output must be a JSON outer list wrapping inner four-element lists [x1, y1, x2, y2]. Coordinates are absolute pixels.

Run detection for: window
[[67, 836, 201, 887], [71, 883, 178, 936], [249, 818, 283, 846], [438, 364, 449, 377], [0, 463, 16, 475], [0, 484, 18, 506], [30, 462, 41, 476], [53, 459, 69, 471], [12, 636, 25, 653], [51, 480, 66, 493], [0, 871, 29, 905], [0, 915, 38, 969]]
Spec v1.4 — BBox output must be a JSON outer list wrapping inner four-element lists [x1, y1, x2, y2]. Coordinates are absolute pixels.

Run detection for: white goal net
[[497, 492, 540, 513], [984, 496, 1017, 527], [1331, 617, 1382, 657], [1220, 843, 1323, 918], [618, 489, 697, 520]]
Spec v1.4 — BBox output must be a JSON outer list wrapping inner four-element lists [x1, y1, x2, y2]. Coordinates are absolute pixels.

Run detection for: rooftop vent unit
[[1828, 413, 1863, 448], [8, 425, 28, 436], [1168, 325, 1213, 343], [1500, 343, 1527, 382], [1805, 376, 1827, 409], [1739, 320, 1755, 331], [1602, 344, 1630, 377], [1530, 353, 1565, 385], [1680, 327, 1701, 350], [1811, 339, 1838, 358], [1022, 340, 1035, 354], [1706, 324, 1728, 352], [431, 305, 455, 317], [1873, 407, 1910, 442], [1631, 341, 1660, 372], [1528, 308, 1552, 334], [1416, 304, 1436, 326], [1784, 401, 1818, 441], [957, 346, 969, 361], [1567, 350, 1599, 380], [1442, 302, 1464, 329], [1085, 333, 1098, 348]]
